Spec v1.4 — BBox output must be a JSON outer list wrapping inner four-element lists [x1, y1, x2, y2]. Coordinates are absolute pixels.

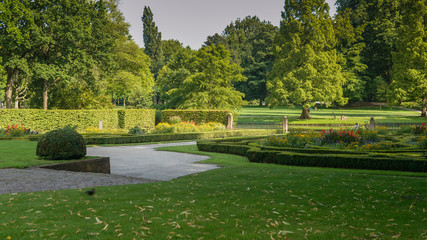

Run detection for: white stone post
[[283, 116, 288, 133], [227, 113, 233, 130], [99, 120, 103, 130]]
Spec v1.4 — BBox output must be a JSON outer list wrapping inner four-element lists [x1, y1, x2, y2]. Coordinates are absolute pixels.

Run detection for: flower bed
[[1, 124, 39, 137]]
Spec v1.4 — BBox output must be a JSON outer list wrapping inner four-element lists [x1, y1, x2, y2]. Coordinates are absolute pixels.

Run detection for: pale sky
[[118, 0, 337, 50]]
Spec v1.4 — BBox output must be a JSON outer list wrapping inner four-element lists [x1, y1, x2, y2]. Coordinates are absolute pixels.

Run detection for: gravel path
[[0, 168, 156, 195], [0, 142, 216, 195]]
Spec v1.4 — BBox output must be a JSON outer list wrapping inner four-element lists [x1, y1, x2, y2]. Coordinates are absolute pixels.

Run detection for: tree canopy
[[158, 45, 246, 110], [388, 0, 427, 117], [267, 0, 347, 119], [205, 16, 278, 105]]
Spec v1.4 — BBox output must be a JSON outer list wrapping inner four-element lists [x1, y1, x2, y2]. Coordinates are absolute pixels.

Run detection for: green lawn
[[1, 144, 426, 239], [0, 141, 94, 168], [237, 106, 427, 126]]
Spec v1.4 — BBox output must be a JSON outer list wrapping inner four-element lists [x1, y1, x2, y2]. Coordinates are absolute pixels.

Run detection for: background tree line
[[0, 0, 154, 110], [1, 0, 425, 118]]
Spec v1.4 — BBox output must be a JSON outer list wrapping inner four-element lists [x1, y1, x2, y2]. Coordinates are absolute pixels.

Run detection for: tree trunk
[[14, 99, 19, 109], [123, 98, 126, 107], [299, 108, 311, 119], [422, 97, 427, 118], [259, 99, 263, 106], [153, 93, 157, 105], [5, 70, 14, 109], [43, 80, 49, 110]]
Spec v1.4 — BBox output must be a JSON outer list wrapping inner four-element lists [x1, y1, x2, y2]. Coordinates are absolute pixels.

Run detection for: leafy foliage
[[158, 45, 246, 109], [142, 6, 164, 78], [36, 126, 86, 160], [387, 0, 427, 117], [267, 0, 347, 119], [205, 16, 278, 104]]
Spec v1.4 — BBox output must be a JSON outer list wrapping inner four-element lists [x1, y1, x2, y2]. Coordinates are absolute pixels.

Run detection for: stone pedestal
[[227, 113, 233, 130], [283, 116, 289, 133]]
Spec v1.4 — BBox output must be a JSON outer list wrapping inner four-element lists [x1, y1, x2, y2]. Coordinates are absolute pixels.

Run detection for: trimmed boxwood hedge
[[83, 129, 280, 145], [118, 109, 155, 130], [197, 137, 427, 172], [0, 109, 155, 132], [161, 110, 236, 126]]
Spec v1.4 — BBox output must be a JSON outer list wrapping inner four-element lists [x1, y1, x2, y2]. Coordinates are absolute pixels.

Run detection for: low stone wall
[[40, 157, 110, 174]]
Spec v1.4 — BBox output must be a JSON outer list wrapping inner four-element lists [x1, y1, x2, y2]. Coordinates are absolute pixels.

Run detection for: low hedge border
[[197, 138, 427, 172], [247, 150, 427, 172], [83, 129, 280, 145]]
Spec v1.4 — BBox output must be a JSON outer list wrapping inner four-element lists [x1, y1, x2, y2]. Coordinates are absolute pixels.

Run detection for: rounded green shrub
[[36, 126, 86, 160]]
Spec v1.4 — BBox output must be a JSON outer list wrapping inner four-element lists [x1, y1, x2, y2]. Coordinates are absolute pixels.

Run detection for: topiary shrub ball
[[36, 126, 86, 160]]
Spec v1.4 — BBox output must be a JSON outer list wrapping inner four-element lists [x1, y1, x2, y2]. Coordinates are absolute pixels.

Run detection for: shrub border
[[197, 137, 427, 172]]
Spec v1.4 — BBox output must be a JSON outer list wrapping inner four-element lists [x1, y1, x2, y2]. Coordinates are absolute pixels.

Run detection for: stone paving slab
[[0, 168, 156, 195], [0, 142, 218, 195], [86, 142, 217, 181]]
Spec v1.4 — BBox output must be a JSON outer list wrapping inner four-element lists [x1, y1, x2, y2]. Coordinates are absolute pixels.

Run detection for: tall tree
[[335, 0, 403, 102], [162, 39, 191, 66], [28, 0, 121, 109], [334, 8, 367, 102], [107, 37, 154, 108], [142, 6, 163, 76], [267, 0, 347, 119], [205, 16, 278, 105], [388, 0, 427, 117], [158, 45, 246, 109], [0, 0, 34, 108], [142, 6, 163, 105]]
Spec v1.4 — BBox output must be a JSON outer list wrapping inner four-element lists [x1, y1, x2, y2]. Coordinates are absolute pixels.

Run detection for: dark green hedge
[[0, 109, 119, 132], [84, 129, 279, 145], [0, 109, 156, 132], [197, 138, 427, 172], [118, 109, 155, 130], [161, 110, 236, 125], [248, 150, 427, 172]]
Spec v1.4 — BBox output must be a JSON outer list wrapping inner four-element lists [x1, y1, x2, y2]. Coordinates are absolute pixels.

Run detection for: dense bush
[[128, 126, 147, 135], [36, 126, 86, 160], [419, 137, 427, 149], [414, 123, 426, 134]]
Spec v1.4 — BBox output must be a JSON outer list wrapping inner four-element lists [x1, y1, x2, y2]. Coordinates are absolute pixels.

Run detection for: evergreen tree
[[142, 6, 164, 77], [267, 0, 347, 119], [388, 0, 427, 117]]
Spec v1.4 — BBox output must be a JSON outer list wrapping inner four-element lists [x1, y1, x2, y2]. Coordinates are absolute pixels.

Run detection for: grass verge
[[0, 141, 95, 168], [0, 144, 426, 239]]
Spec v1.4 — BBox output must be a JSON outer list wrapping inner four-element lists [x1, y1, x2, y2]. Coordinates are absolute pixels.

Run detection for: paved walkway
[[0, 142, 217, 195]]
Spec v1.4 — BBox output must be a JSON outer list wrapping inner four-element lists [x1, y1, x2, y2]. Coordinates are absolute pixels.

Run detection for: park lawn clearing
[[0, 141, 95, 168], [1, 145, 426, 239], [237, 106, 427, 125]]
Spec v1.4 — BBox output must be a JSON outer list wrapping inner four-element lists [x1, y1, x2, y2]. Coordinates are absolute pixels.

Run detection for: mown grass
[[0, 144, 426, 239], [237, 106, 427, 125], [0, 141, 94, 168]]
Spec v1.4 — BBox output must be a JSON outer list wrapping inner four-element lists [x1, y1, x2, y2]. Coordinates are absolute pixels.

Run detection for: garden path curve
[[0, 142, 217, 195]]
